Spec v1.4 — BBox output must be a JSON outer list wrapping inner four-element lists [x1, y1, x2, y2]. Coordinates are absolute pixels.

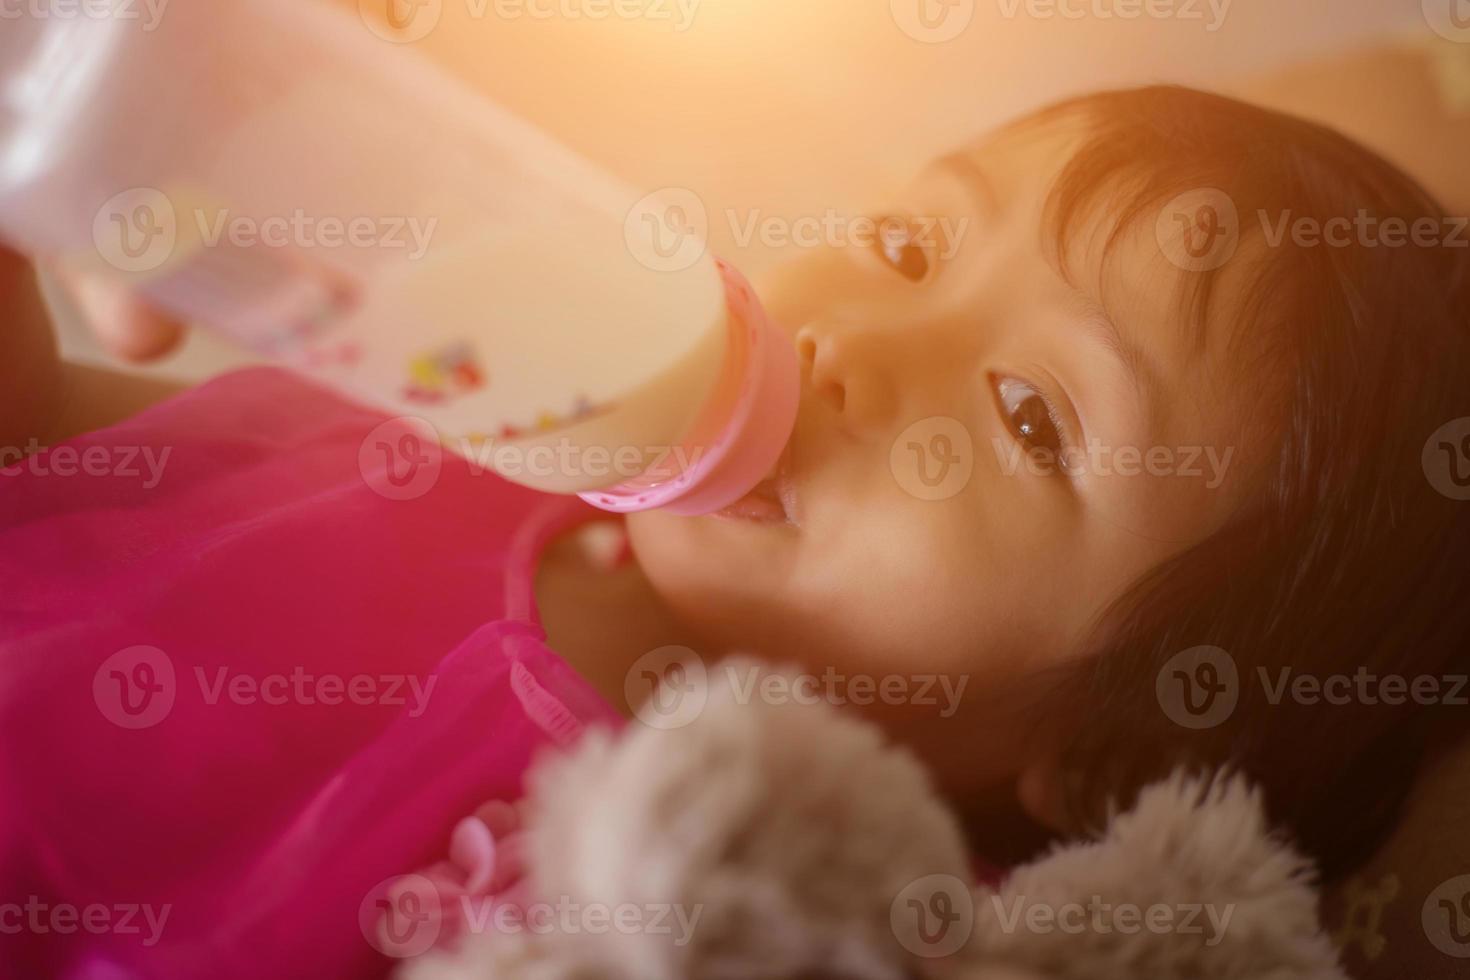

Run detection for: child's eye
[[994, 377, 1064, 456], [873, 217, 931, 282]]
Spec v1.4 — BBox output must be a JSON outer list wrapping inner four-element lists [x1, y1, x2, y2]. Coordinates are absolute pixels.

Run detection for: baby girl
[[2, 85, 1467, 978]]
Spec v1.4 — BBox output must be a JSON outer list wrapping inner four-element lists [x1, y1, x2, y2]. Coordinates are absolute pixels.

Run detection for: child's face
[[627, 119, 1265, 779]]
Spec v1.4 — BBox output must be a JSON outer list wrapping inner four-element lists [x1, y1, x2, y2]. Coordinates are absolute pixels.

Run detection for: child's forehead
[[924, 112, 1275, 439], [930, 114, 1094, 196], [921, 120, 1198, 320]]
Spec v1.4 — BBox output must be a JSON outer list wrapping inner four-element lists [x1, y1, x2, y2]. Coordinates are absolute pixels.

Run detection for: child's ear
[[1017, 754, 1072, 834]]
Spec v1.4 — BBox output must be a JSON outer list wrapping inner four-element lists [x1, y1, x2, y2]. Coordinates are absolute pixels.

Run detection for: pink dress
[[0, 367, 625, 978]]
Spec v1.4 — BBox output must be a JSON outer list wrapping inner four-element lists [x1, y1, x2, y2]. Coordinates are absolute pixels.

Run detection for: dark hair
[[1029, 86, 1470, 879]]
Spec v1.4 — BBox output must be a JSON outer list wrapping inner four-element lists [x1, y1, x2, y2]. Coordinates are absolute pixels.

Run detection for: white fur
[[971, 774, 1344, 978], [399, 660, 1345, 980]]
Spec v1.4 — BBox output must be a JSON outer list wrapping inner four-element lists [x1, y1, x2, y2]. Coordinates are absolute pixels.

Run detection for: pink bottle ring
[[578, 258, 799, 516]]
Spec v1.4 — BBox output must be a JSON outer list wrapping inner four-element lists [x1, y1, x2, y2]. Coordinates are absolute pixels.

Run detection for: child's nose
[[794, 321, 897, 433]]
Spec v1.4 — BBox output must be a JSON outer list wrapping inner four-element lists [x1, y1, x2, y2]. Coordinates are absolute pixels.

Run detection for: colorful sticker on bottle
[[402, 341, 486, 405], [492, 394, 607, 441]]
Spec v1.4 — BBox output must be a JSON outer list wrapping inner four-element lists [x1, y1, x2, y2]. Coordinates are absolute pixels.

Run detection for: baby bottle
[[0, 0, 798, 515]]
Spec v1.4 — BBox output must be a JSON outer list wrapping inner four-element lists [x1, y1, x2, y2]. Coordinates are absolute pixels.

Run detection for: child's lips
[[713, 447, 799, 527]]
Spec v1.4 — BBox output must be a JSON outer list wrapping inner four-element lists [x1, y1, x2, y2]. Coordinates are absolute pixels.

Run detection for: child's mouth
[[713, 448, 798, 526]]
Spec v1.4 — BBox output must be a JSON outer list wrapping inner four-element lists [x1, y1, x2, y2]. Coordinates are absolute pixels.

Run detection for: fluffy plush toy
[[396, 659, 1346, 980]]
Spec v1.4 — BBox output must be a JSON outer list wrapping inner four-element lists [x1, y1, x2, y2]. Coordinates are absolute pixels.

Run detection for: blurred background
[[50, 0, 1470, 376]]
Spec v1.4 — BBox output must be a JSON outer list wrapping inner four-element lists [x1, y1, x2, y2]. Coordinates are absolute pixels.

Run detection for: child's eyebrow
[[929, 148, 1161, 422], [930, 151, 1001, 218], [1074, 294, 1161, 424]]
